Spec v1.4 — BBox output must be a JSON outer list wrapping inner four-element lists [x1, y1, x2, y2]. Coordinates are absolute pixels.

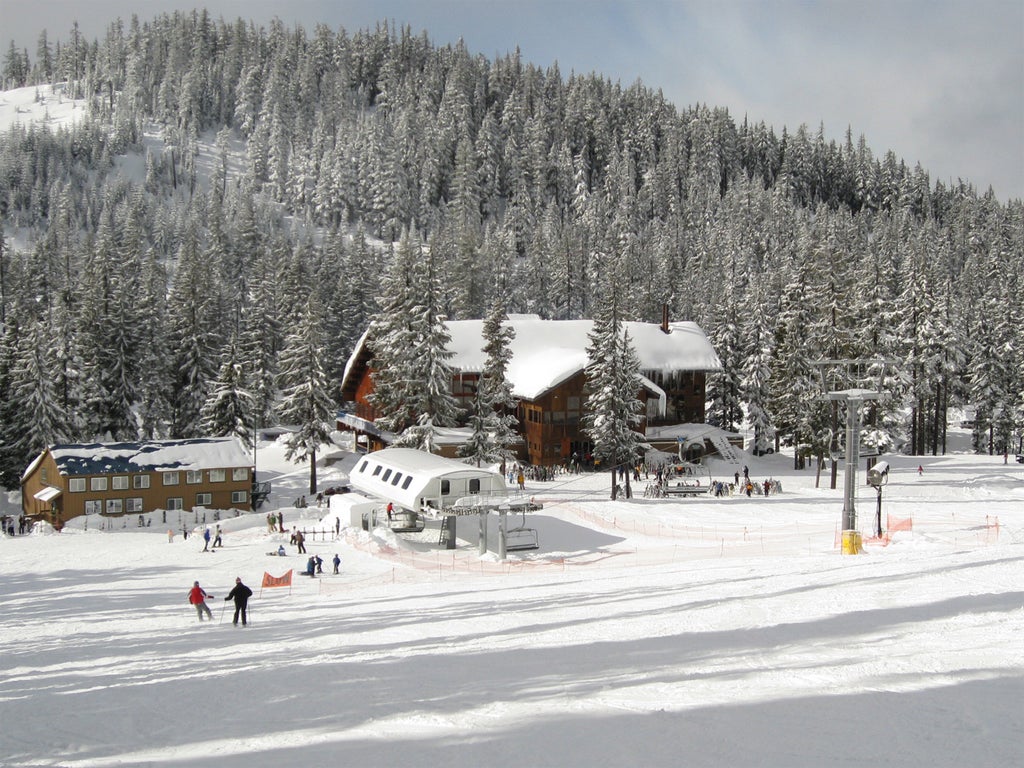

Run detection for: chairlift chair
[[505, 509, 539, 551], [387, 509, 425, 533]]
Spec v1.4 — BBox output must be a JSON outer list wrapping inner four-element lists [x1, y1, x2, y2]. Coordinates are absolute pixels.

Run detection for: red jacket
[[188, 585, 208, 605]]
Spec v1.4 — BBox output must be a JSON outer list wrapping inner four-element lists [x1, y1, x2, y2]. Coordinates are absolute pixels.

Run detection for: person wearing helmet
[[188, 581, 213, 621]]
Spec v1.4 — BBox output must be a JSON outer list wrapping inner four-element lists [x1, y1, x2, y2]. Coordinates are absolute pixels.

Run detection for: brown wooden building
[[339, 314, 721, 467], [21, 438, 254, 530]]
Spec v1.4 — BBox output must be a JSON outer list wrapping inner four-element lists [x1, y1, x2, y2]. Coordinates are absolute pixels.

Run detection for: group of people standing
[[187, 578, 252, 626]]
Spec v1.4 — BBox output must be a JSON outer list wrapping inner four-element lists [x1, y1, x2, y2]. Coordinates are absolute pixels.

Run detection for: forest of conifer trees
[[0, 10, 1021, 489]]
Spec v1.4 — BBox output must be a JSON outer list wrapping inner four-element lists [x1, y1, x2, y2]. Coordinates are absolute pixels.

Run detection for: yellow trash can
[[841, 530, 864, 554]]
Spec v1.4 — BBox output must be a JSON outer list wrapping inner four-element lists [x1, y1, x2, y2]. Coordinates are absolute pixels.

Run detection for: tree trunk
[[309, 449, 318, 495], [610, 466, 617, 500]]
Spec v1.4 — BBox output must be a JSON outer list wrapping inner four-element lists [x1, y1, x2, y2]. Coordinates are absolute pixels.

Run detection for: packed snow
[[1, 430, 1022, 767]]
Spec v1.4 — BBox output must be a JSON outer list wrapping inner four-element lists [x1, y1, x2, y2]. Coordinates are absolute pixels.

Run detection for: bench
[[662, 483, 709, 497]]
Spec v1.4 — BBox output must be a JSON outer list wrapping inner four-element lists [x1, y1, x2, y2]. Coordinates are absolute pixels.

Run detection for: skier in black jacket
[[224, 577, 253, 626]]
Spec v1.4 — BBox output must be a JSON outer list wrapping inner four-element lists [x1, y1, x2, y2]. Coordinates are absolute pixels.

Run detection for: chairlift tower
[[814, 360, 891, 554]]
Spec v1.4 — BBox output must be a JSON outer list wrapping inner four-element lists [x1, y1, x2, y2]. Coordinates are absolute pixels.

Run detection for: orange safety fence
[[887, 515, 914, 532]]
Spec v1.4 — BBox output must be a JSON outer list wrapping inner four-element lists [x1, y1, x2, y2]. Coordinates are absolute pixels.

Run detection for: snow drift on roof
[[49, 438, 252, 476]]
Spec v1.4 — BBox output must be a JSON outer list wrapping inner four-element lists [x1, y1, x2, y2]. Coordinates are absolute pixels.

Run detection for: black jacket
[[225, 583, 253, 605]]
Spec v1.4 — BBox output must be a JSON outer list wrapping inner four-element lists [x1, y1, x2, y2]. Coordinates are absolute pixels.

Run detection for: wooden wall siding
[[22, 452, 252, 530], [345, 363, 707, 467]]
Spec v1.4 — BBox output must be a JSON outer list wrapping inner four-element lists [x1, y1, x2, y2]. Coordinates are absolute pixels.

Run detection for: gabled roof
[[341, 315, 721, 402], [43, 438, 252, 477]]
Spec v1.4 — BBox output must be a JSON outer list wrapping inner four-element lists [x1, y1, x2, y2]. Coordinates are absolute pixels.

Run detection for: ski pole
[[219, 601, 226, 624]]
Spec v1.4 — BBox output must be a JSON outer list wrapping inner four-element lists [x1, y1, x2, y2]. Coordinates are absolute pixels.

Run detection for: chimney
[[661, 304, 670, 334]]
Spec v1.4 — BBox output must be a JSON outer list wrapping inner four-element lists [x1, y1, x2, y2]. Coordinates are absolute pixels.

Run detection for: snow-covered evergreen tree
[[8, 319, 70, 474], [276, 295, 336, 494], [166, 217, 219, 438], [200, 337, 255, 449], [458, 300, 518, 470], [583, 293, 644, 499], [368, 232, 461, 451]]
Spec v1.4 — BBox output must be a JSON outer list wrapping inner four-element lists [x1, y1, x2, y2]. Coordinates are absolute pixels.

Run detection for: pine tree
[[166, 217, 219, 437], [583, 293, 644, 499], [276, 295, 336, 494], [368, 232, 461, 451], [740, 280, 775, 455], [458, 300, 519, 470], [10, 319, 70, 465], [200, 337, 255, 448]]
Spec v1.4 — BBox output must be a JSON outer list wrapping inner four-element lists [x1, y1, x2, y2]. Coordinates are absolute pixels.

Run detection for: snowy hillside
[[1, 434, 1021, 767]]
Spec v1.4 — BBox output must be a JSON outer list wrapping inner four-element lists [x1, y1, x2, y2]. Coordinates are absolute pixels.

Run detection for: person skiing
[[314, 554, 324, 574], [224, 577, 253, 626], [277, 544, 286, 557], [188, 581, 213, 621], [295, 530, 306, 554], [332, 553, 341, 574], [304, 556, 316, 576], [213, 525, 222, 548], [202, 527, 211, 552]]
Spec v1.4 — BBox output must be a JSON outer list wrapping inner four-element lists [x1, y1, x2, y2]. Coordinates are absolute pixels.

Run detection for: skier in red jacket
[[188, 581, 214, 621]]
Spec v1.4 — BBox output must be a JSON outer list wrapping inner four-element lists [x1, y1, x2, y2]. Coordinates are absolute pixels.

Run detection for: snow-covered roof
[[345, 315, 720, 403], [349, 448, 506, 510], [47, 438, 253, 476]]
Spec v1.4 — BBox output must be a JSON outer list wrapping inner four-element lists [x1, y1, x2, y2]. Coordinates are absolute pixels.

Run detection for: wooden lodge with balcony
[[338, 313, 722, 467]]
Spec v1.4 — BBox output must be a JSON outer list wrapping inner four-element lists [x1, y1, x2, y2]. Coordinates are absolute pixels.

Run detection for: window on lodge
[[441, 479, 450, 495], [452, 377, 478, 395]]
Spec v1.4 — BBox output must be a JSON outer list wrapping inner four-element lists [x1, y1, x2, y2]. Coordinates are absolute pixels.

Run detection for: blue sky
[[3, 0, 1023, 201]]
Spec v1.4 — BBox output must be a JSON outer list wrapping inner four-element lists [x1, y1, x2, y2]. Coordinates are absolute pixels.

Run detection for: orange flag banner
[[262, 569, 293, 588]]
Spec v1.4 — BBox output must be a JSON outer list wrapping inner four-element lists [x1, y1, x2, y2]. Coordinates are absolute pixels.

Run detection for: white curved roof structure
[[348, 448, 507, 511]]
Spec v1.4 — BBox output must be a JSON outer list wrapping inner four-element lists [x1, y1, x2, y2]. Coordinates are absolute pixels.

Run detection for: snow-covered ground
[[1, 432, 1022, 767]]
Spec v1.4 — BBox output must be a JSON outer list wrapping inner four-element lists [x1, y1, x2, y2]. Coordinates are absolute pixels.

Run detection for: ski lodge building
[[338, 312, 723, 466], [21, 438, 254, 530]]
